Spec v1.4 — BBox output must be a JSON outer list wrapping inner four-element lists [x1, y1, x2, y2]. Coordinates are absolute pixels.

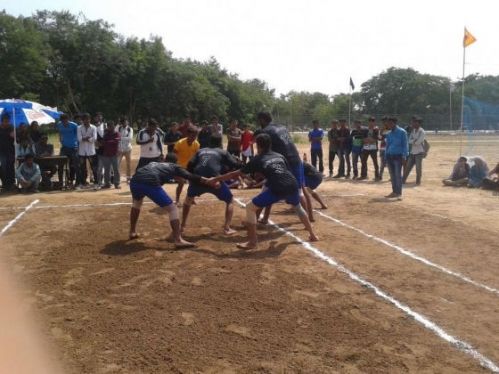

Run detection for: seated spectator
[[16, 154, 41, 193], [34, 135, 54, 157], [442, 156, 489, 188], [442, 157, 469, 187], [468, 156, 489, 188], [35, 135, 56, 189], [482, 163, 499, 191], [29, 121, 42, 143], [16, 124, 35, 159]]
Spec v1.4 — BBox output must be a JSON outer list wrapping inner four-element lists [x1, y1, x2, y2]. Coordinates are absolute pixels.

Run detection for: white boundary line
[[0, 200, 39, 238], [234, 198, 499, 373], [314, 210, 499, 297]]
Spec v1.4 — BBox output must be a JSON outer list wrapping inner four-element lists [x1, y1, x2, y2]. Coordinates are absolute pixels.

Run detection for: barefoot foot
[[236, 241, 257, 250]]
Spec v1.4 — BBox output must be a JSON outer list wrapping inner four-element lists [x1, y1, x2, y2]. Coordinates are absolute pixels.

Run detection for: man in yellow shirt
[[174, 126, 200, 204]]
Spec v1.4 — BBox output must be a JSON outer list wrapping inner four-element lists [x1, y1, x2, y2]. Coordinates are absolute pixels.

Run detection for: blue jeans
[[387, 155, 403, 195], [310, 148, 324, 173]]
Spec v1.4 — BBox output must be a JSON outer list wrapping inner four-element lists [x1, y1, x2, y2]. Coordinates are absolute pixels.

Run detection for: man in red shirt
[[240, 124, 254, 164], [100, 121, 121, 189]]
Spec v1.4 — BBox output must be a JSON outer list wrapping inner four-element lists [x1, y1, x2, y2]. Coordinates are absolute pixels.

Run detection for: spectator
[[334, 119, 351, 178], [226, 119, 242, 158], [117, 117, 133, 184], [34, 134, 56, 189], [16, 126, 35, 160], [174, 126, 200, 204], [308, 120, 324, 173], [468, 156, 489, 188], [29, 121, 42, 144], [442, 156, 470, 187], [15, 153, 41, 193], [100, 121, 121, 189], [197, 121, 212, 149], [77, 113, 98, 189], [384, 116, 408, 199], [136, 119, 164, 170], [378, 119, 390, 181], [177, 117, 192, 138], [482, 163, 499, 191], [327, 120, 340, 178], [164, 122, 182, 153], [0, 113, 16, 191], [350, 120, 365, 180], [55, 113, 79, 188], [210, 115, 223, 148], [360, 116, 380, 180], [403, 116, 426, 185], [240, 124, 254, 164], [94, 112, 106, 184], [34, 134, 54, 157]]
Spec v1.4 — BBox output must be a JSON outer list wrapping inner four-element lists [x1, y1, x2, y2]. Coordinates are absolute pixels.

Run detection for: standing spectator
[[164, 122, 182, 153], [378, 118, 390, 181], [16, 124, 35, 159], [210, 115, 223, 148], [226, 119, 242, 158], [327, 120, 340, 177], [360, 117, 380, 180], [29, 121, 42, 144], [308, 120, 324, 173], [15, 153, 41, 193], [77, 113, 98, 189], [350, 120, 365, 180], [55, 113, 79, 188], [136, 119, 164, 170], [100, 121, 121, 189], [0, 113, 16, 191], [197, 121, 212, 149], [174, 126, 200, 204], [334, 119, 351, 178], [384, 116, 408, 199], [117, 117, 133, 184], [94, 112, 106, 184], [403, 116, 426, 185], [177, 117, 192, 138], [240, 124, 254, 164]]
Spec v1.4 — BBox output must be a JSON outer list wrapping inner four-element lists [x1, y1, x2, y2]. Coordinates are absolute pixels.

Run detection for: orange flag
[[463, 28, 476, 48]]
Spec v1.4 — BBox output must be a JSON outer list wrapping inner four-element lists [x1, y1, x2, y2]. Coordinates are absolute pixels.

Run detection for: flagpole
[[449, 80, 453, 131], [459, 41, 466, 156], [348, 86, 352, 128]]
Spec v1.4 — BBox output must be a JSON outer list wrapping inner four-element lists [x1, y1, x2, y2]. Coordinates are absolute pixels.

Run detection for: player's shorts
[[304, 176, 321, 190], [130, 181, 173, 207], [187, 182, 233, 203], [252, 187, 300, 208], [289, 161, 305, 187], [241, 147, 252, 157]]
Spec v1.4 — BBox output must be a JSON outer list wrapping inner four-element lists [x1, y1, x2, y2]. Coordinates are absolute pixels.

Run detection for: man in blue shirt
[[384, 116, 408, 199], [308, 120, 324, 173], [55, 114, 79, 188]]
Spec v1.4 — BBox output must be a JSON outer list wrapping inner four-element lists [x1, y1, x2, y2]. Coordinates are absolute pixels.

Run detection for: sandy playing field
[[0, 133, 498, 373]]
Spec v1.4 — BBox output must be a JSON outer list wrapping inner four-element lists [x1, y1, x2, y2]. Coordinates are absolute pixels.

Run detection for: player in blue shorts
[[181, 137, 242, 235], [303, 162, 328, 209], [129, 154, 217, 248], [214, 134, 318, 249]]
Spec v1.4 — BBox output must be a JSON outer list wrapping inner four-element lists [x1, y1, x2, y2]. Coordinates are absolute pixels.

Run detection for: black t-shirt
[[188, 148, 241, 177], [0, 125, 15, 155], [198, 128, 212, 148], [241, 151, 298, 196], [131, 162, 201, 186], [303, 162, 323, 185], [254, 124, 301, 167]]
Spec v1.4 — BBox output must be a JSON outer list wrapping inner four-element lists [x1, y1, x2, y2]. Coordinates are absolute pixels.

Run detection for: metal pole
[[348, 88, 352, 127], [449, 81, 453, 131], [459, 45, 466, 156]]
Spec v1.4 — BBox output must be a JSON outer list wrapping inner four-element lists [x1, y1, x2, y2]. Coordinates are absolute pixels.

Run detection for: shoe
[[358, 176, 367, 180], [93, 184, 101, 191], [101, 184, 111, 189], [385, 192, 398, 198], [396, 194, 403, 200], [345, 174, 351, 179], [75, 184, 83, 191], [115, 185, 121, 189], [352, 176, 358, 180], [332, 174, 343, 179]]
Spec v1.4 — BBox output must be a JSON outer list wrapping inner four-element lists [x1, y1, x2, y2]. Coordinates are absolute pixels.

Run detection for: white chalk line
[[234, 198, 499, 373], [0, 200, 39, 238], [314, 210, 499, 297]]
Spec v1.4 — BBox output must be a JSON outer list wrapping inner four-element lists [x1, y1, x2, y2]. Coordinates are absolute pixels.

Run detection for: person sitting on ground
[[212, 133, 319, 250], [442, 157, 470, 187], [128, 153, 218, 247], [467, 156, 489, 188], [16, 154, 41, 193], [441, 156, 488, 188], [481, 163, 499, 191]]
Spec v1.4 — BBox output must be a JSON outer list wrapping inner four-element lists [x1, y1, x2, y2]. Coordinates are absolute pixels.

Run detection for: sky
[[4, 0, 499, 96]]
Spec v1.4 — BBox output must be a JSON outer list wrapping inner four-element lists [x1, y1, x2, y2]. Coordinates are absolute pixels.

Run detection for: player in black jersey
[[129, 154, 217, 247], [181, 137, 242, 235], [214, 134, 318, 249]]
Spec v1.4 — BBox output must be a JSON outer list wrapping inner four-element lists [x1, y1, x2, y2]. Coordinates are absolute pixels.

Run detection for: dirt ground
[[0, 133, 498, 373]]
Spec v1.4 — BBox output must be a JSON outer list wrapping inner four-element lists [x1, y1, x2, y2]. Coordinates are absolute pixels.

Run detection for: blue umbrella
[[0, 99, 62, 128]]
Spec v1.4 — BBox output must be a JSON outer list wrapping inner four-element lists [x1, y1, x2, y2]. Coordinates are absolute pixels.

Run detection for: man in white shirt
[[117, 117, 133, 183], [136, 119, 163, 170], [77, 113, 98, 189], [403, 116, 426, 185]]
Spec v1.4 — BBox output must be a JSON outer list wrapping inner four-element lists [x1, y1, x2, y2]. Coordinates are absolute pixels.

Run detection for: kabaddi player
[[214, 134, 319, 249], [128, 154, 217, 248], [303, 162, 328, 209], [181, 137, 242, 235]]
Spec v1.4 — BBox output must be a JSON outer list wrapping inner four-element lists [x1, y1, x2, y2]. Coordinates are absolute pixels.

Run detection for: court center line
[[234, 198, 499, 373], [0, 200, 39, 238], [314, 209, 499, 297]]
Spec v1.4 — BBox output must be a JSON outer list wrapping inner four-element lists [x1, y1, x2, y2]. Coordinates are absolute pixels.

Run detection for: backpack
[[422, 139, 430, 158]]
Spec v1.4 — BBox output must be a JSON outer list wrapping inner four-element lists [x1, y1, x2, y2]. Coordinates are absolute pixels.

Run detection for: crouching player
[[129, 154, 217, 248], [303, 162, 328, 209], [182, 137, 242, 235], [214, 134, 319, 249]]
